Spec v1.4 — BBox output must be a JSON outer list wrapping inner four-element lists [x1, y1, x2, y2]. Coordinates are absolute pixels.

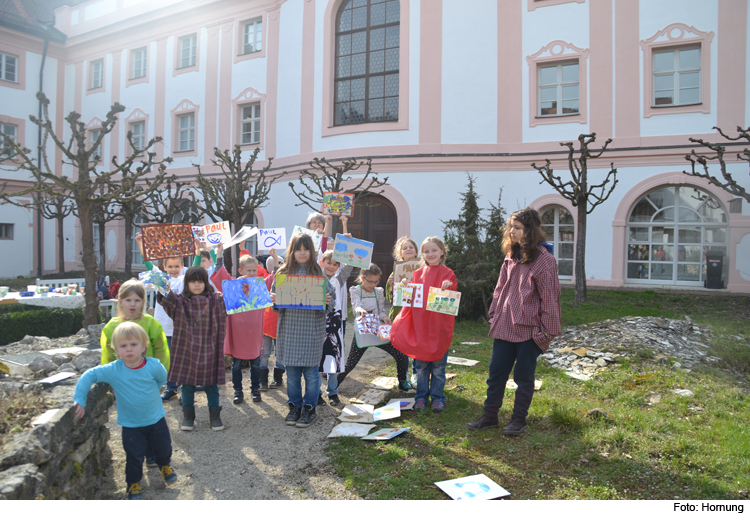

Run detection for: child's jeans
[[232, 357, 260, 394], [122, 417, 172, 486], [260, 335, 285, 370], [165, 336, 178, 392], [286, 366, 320, 408], [483, 338, 541, 423], [414, 352, 449, 404], [181, 384, 219, 407], [320, 369, 339, 397]]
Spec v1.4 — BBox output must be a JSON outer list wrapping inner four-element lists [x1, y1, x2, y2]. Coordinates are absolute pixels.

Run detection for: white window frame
[[652, 46, 701, 108], [179, 34, 197, 69], [131, 121, 145, 154], [240, 103, 261, 145], [0, 52, 17, 83], [537, 61, 579, 117], [0, 223, 13, 240], [1, 122, 18, 152], [132, 213, 147, 266], [91, 129, 103, 164], [132, 48, 147, 79], [177, 113, 195, 152], [541, 206, 575, 279], [90, 59, 103, 89], [242, 18, 263, 55]]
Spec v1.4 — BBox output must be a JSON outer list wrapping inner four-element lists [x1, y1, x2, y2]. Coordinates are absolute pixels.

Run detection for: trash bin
[[705, 251, 723, 289]]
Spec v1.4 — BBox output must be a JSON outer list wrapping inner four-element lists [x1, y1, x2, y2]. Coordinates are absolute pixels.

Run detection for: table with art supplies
[[0, 284, 86, 309]]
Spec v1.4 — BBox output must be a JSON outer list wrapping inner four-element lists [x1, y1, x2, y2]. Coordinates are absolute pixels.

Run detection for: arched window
[[334, 0, 400, 125], [626, 185, 728, 286], [541, 206, 574, 278]]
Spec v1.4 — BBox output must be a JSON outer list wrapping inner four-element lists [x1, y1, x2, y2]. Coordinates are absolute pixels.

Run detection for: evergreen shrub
[[0, 305, 86, 346]]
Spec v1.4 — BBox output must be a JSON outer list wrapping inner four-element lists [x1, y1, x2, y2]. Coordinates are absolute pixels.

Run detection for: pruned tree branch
[[684, 126, 750, 203]]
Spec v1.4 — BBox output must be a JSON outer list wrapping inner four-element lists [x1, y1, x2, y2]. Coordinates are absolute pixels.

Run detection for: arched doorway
[[626, 185, 728, 286], [346, 194, 398, 286]]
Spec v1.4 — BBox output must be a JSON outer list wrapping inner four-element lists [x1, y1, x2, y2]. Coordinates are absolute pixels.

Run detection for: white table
[[0, 291, 86, 309]]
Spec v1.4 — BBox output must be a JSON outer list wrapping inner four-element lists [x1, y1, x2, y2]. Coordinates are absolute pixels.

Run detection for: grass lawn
[[326, 287, 750, 500]]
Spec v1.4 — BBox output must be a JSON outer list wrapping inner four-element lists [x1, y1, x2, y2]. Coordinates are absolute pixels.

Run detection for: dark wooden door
[[346, 194, 398, 287]]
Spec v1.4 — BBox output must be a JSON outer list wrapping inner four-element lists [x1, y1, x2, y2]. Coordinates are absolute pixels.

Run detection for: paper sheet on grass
[[361, 427, 410, 441], [446, 356, 479, 366], [351, 388, 390, 405], [386, 398, 415, 411], [373, 402, 401, 421], [368, 376, 398, 390], [328, 423, 376, 438], [338, 404, 374, 423], [434, 474, 511, 500]]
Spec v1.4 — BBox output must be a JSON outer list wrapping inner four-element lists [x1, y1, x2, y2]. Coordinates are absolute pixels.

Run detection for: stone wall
[[0, 382, 114, 499]]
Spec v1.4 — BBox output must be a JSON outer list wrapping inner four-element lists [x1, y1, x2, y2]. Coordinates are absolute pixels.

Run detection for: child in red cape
[[391, 236, 456, 412]]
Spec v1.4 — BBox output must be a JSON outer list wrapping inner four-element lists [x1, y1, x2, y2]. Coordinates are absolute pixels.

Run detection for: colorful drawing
[[332, 234, 374, 269], [203, 221, 232, 246], [327, 423, 376, 438], [222, 277, 273, 315], [361, 427, 410, 441], [393, 283, 424, 308], [191, 225, 206, 243], [338, 403, 374, 423], [373, 402, 401, 421], [378, 325, 391, 340], [139, 269, 170, 296], [322, 192, 355, 217], [275, 274, 327, 310], [393, 258, 421, 284], [292, 225, 323, 252], [140, 223, 195, 261], [426, 287, 461, 316], [386, 398, 416, 411], [225, 226, 258, 249], [355, 313, 380, 335], [434, 474, 511, 500], [258, 228, 286, 251]]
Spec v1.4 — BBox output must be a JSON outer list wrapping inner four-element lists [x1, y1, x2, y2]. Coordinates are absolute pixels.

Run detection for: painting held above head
[[322, 192, 355, 217], [292, 225, 323, 253], [204, 221, 232, 246], [332, 234, 374, 269], [258, 228, 286, 251], [140, 224, 195, 261]]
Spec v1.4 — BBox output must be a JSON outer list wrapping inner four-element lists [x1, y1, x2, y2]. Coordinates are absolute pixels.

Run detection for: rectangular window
[[91, 59, 103, 89], [652, 46, 701, 107], [0, 223, 13, 240], [0, 52, 17, 82], [1, 122, 18, 152], [241, 103, 261, 145], [180, 35, 197, 68], [131, 121, 145, 153], [91, 130, 102, 162], [242, 18, 263, 55], [132, 48, 147, 79], [538, 61, 579, 116], [178, 113, 195, 152]]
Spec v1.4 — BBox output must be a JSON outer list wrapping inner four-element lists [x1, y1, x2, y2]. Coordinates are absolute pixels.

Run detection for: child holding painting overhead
[[391, 236, 457, 412], [271, 232, 334, 428]]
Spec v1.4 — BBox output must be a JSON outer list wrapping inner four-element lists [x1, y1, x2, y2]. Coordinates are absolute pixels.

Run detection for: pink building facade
[[1, 0, 749, 292]]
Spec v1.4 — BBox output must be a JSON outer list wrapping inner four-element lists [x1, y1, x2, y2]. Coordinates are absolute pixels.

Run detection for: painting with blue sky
[[332, 234, 374, 269], [222, 277, 273, 315]]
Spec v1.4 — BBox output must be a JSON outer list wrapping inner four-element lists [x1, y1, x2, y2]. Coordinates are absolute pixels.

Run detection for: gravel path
[[96, 336, 395, 500]]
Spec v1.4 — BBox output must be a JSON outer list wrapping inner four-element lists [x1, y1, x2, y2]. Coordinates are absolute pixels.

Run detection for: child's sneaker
[[161, 389, 178, 401], [127, 482, 142, 500], [252, 391, 262, 403], [296, 405, 317, 428], [410, 374, 418, 388], [413, 399, 427, 411], [328, 394, 341, 405], [431, 400, 445, 412], [398, 380, 414, 392], [233, 391, 244, 404], [285, 402, 301, 425], [317, 395, 327, 406], [161, 465, 178, 484]]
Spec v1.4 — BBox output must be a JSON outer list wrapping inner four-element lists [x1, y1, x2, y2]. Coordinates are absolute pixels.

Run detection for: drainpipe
[[36, 35, 49, 278]]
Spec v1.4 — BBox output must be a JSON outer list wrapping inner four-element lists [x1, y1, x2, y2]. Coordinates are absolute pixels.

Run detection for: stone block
[[87, 323, 105, 341], [29, 356, 57, 375], [71, 350, 101, 373], [0, 425, 53, 471], [0, 463, 49, 500], [68, 438, 93, 465], [47, 407, 76, 444]]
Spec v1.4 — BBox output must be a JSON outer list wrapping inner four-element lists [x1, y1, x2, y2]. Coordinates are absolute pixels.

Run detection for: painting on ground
[[434, 474, 510, 500], [222, 277, 273, 315], [140, 224, 195, 261], [332, 234, 374, 269], [322, 192, 355, 216], [275, 274, 327, 310]]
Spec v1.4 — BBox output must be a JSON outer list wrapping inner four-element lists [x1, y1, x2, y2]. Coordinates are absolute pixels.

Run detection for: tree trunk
[[57, 216, 65, 274], [574, 202, 587, 303], [79, 202, 100, 328], [124, 210, 133, 277], [97, 221, 107, 275]]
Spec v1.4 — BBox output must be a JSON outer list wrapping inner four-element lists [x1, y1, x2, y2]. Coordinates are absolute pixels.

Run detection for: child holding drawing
[[466, 208, 560, 435], [391, 237, 457, 412], [337, 264, 412, 392], [386, 236, 421, 387], [211, 244, 277, 404], [262, 255, 284, 390], [157, 266, 227, 431], [270, 233, 334, 428]]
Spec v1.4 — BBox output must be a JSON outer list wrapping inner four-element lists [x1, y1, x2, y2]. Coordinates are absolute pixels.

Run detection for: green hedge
[[0, 305, 87, 346]]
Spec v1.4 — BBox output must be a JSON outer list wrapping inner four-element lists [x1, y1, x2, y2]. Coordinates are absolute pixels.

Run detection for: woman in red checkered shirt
[[467, 207, 561, 436]]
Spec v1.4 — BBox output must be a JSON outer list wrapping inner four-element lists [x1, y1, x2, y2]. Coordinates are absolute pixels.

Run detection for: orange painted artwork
[[140, 223, 196, 261]]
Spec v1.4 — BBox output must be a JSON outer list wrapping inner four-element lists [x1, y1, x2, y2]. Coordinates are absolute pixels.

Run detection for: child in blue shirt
[[73, 322, 178, 500]]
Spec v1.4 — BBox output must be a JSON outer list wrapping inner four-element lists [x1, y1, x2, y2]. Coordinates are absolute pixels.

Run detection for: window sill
[[530, 112, 586, 126], [126, 75, 148, 87], [172, 149, 197, 158], [323, 119, 407, 137], [173, 63, 199, 76], [646, 101, 709, 117], [0, 79, 21, 89]]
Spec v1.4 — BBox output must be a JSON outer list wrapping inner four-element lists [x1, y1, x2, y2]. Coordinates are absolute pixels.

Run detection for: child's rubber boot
[[209, 406, 224, 431], [259, 368, 269, 391], [181, 406, 195, 431], [269, 368, 285, 389]]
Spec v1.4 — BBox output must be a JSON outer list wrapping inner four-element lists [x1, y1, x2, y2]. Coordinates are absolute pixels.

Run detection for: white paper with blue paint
[[332, 234, 374, 269], [258, 228, 286, 251], [292, 225, 323, 252]]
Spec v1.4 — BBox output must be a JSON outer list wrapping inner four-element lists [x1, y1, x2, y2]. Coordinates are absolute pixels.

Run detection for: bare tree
[[34, 192, 76, 273], [0, 92, 172, 326], [288, 157, 388, 234], [139, 177, 195, 225], [684, 126, 750, 203], [194, 146, 278, 272], [532, 133, 618, 303]]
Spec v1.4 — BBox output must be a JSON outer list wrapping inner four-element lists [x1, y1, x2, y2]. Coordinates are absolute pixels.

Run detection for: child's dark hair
[[277, 233, 323, 276], [200, 250, 211, 261], [356, 263, 382, 283], [183, 266, 211, 298]]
